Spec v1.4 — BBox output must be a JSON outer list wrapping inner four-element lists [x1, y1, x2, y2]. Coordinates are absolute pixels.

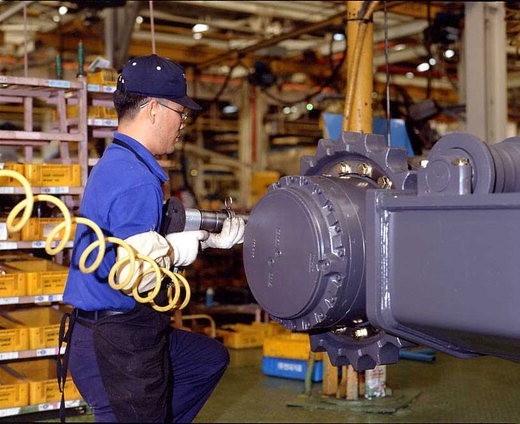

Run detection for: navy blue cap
[[117, 54, 201, 110]]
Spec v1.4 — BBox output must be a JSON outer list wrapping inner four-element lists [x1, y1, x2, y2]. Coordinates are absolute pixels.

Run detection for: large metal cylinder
[[244, 175, 370, 331], [243, 131, 520, 370]]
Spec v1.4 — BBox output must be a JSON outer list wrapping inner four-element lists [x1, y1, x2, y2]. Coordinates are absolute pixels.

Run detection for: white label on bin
[[0, 223, 6, 240], [36, 347, 59, 357], [0, 297, 19, 305], [65, 399, 81, 408], [35, 294, 61, 303], [32, 241, 45, 248], [277, 362, 303, 373], [87, 84, 101, 92], [0, 407, 21, 417], [0, 351, 19, 360], [41, 187, 69, 194], [0, 242, 17, 250], [0, 187, 15, 194], [38, 401, 58, 411], [48, 79, 71, 88], [43, 223, 57, 237]]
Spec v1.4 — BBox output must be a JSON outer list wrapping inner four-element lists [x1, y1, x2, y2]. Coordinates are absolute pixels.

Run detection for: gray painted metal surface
[[243, 130, 520, 370]]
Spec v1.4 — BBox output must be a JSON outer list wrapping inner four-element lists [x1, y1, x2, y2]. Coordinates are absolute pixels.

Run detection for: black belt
[[74, 308, 127, 321]]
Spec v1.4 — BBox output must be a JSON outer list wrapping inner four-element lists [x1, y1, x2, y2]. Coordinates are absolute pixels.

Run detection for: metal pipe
[[343, 1, 377, 132], [196, 10, 348, 70], [0, 1, 35, 23]]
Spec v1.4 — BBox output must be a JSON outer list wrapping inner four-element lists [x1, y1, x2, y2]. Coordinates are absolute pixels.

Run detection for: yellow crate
[[222, 322, 287, 338], [5, 307, 65, 349], [263, 332, 323, 361], [6, 360, 80, 405], [250, 321, 291, 337], [66, 104, 79, 119], [6, 259, 69, 296], [101, 106, 117, 119], [20, 218, 76, 241], [251, 171, 280, 205], [0, 315, 29, 353], [24, 163, 81, 187], [219, 329, 264, 349], [0, 252, 34, 261], [0, 163, 24, 186], [87, 68, 118, 86], [0, 263, 27, 297], [0, 366, 29, 408]]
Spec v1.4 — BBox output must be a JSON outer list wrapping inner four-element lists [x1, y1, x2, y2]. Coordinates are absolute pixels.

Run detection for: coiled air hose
[[0, 169, 190, 312]]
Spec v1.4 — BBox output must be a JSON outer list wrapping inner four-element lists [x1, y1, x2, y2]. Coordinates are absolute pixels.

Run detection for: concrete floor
[[10, 346, 520, 423], [195, 348, 520, 423]]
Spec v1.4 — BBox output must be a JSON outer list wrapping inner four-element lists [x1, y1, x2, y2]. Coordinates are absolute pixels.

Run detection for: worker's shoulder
[[95, 148, 151, 178]]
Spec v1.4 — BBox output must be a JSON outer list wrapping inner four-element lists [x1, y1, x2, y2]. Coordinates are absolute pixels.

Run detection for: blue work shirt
[[63, 132, 168, 311]]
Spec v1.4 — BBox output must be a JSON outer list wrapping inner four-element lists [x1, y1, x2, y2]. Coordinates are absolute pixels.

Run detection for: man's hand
[[166, 230, 208, 266], [201, 217, 245, 250]]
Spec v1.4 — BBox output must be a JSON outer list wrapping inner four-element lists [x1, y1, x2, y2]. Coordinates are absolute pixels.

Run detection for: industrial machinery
[[243, 131, 520, 371]]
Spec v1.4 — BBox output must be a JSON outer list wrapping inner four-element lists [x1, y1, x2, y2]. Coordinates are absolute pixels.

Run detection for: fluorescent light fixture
[[223, 105, 238, 114], [192, 23, 209, 33], [333, 33, 345, 41], [429, 57, 437, 66], [283, 106, 291, 114], [52, 15, 60, 23], [58, 6, 68, 15], [405, 72, 415, 79], [306, 103, 313, 111], [135, 16, 144, 24], [444, 49, 455, 58], [416, 62, 430, 72], [394, 43, 406, 51]]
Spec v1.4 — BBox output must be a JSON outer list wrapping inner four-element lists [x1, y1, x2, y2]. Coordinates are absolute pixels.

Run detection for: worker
[[61, 54, 245, 423]]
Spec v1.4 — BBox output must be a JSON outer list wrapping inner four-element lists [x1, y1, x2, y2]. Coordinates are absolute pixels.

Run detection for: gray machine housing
[[243, 131, 520, 370]]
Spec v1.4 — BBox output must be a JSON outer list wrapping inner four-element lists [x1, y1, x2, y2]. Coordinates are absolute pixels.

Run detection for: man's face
[[154, 99, 189, 155]]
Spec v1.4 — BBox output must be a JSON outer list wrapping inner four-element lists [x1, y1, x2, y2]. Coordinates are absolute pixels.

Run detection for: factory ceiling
[[0, 1, 519, 109]]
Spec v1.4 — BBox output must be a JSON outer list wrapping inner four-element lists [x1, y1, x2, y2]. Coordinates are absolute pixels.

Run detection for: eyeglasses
[[157, 102, 190, 122], [139, 100, 190, 122]]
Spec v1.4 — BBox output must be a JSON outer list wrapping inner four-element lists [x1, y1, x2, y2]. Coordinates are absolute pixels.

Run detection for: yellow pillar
[[343, 1, 376, 133], [342, 0, 378, 401]]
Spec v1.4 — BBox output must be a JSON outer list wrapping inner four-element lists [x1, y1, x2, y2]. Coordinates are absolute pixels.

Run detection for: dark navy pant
[[69, 321, 229, 423]]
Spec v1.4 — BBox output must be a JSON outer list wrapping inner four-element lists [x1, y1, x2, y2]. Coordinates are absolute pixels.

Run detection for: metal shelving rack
[[0, 75, 88, 417]]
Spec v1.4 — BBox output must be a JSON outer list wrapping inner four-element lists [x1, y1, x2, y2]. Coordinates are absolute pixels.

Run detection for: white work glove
[[165, 230, 208, 266], [201, 217, 245, 250], [116, 231, 171, 294]]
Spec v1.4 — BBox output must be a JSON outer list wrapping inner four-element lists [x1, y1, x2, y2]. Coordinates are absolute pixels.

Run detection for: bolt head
[[377, 176, 393, 189]]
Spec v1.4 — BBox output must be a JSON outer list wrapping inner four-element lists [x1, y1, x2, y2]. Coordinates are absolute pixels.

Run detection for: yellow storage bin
[[24, 163, 81, 187], [0, 251, 35, 261], [250, 321, 290, 337], [6, 360, 80, 405], [87, 68, 118, 86], [251, 171, 280, 205], [5, 307, 65, 349], [0, 263, 27, 297], [218, 329, 264, 349], [6, 259, 69, 296], [101, 106, 117, 119], [0, 315, 29, 353], [0, 163, 24, 186], [0, 366, 29, 408], [20, 218, 76, 241], [217, 322, 286, 349], [263, 332, 323, 361]]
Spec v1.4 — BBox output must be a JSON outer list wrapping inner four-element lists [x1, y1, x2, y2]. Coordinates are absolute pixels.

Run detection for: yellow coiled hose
[[1, 169, 190, 312]]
